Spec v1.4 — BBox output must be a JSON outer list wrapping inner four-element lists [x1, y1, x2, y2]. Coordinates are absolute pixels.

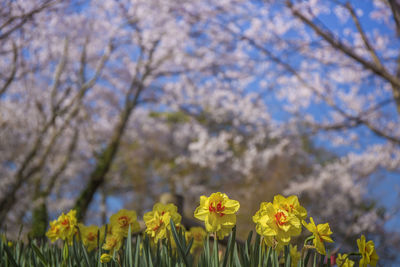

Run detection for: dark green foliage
[[0, 227, 339, 267]]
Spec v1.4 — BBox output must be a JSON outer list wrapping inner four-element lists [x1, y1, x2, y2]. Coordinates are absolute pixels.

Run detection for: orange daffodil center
[[274, 211, 288, 226], [118, 216, 129, 227], [110, 209, 141, 237], [209, 201, 225, 216], [194, 192, 240, 240]]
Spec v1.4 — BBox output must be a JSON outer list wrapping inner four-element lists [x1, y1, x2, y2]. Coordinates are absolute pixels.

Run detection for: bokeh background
[[1, 0, 400, 265]]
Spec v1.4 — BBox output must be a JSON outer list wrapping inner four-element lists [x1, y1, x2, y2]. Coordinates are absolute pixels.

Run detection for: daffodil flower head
[[46, 210, 78, 244], [58, 210, 78, 243], [110, 209, 141, 238], [302, 217, 333, 255], [194, 192, 240, 240], [253, 201, 301, 249], [337, 253, 355, 267], [186, 227, 207, 253], [46, 219, 61, 242], [273, 194, 307, 220], [78, 223, 100, 252], [143, 203, 181, 243], [102, 234, 122, 253], [357, 235, 379, 267]]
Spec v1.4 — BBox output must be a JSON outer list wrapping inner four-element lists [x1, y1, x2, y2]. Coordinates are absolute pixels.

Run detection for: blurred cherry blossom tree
[[0, 0, 399, 264]]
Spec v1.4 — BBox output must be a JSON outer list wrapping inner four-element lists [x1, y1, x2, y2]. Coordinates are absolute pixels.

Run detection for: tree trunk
[[73, 106, 133, 221]]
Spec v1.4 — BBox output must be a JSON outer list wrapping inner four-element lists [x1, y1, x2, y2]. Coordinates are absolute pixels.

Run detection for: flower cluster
[[46, 210, 78, 244], [45, 208, 140, 253], [44, 192, 379, 267]]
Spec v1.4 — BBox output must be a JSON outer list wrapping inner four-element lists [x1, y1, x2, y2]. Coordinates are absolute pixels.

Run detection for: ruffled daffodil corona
[[357, 235, 379, 267], [110, 209, 141, 237], [273, 194, 307, 220], [302, 217, 333, 255], [194, 192, 240, 239]]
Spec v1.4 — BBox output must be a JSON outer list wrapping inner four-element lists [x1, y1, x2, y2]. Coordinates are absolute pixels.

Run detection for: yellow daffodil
[[57, 210, 78, 243], [46, 220, 61, 242], [337, 253, 355, 267], [102, 234, 122, 253], [78, 223, 100, 252], [46, 210, 78, 244], [143, 203, 181, 243], [273, 194, 307, 220], [194, 192, 240, 240], [110, 209, 141, 237], [290, 244, 301, 267], [302, 217, 333, 255], [186, 227, 207, 253], [253, 201, 301, 249], [357, 235, 379, 267], [100, 253, 112, 263]]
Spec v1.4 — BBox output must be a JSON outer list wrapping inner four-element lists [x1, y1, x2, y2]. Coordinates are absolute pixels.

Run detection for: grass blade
[[169, 219, 189, 266], [31, 243, 49, 267]]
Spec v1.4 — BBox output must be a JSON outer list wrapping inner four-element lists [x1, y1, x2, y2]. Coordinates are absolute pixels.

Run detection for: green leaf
[[304, 250, 311, 267], [232, 243, 241, 267], [272, 249, 279, 267], [285, 245, 291, 267], [327, 249, 331, 267], [222, 226, 236, 267], [212, 234, 219, 267], [80, 241, 90, 267], [4, 243, 19, 267], [319, 253, 325, 267], [257, 239, 263, 267], [126, 225, 133, 267], [184, 238, 194, 257], [31, 243, 49, 267], [313, 252, 317, 267], [134, 234, 141, 267], [204, 234, 210, 267], [72, 236, 81, 267], [169, 218, 189, 266]]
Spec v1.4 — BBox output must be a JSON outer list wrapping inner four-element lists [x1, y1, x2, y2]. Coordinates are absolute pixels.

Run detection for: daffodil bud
[[100, 253, 112, 263]]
